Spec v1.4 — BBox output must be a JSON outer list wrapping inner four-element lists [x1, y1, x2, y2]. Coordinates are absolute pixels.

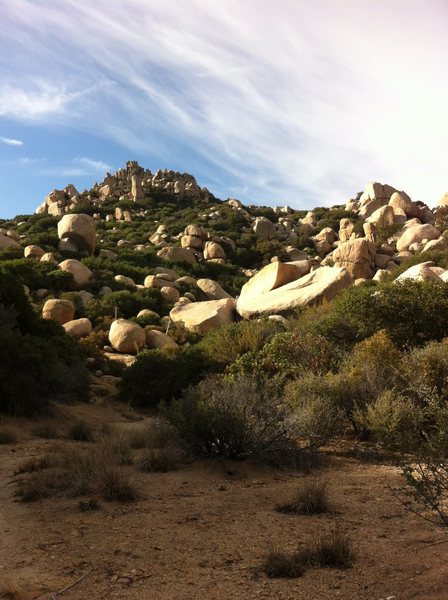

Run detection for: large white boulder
[[170, 298, 235, 334], [236, 266, 352, 319], [196, 278, 232, 300], [396, 224, 441, 252], [157, 246, 196, 265], [333, 239, 376, 279], [58, 259, 93, 290], [394, 262, 441, 283], [109, 319, 146, 354], [42, 298, 75, 325], [63, 317, 93, 339], [57, 214, 96, 254], [237, 262, 302, 306]]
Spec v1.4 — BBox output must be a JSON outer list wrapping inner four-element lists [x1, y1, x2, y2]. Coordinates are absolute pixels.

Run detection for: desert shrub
[[355, 390, 422, 451], [284, 373, 346, 448], [263, 547, 305, 578], [0, 426, 19, 444], [403, 338, 448, 402], [85, 288, 166, 322], [228, 330, 337, 386], [16, 468, 69, 502], [199, 319, 284, 369], [166, 374, 296, 460], [126, 419, 180, 450], [79, 498, 100, 511], [308, 279, 448, 350], [120, 346, 212, 409], [276, 478, 330, 515], [68, 420, 94, 442]]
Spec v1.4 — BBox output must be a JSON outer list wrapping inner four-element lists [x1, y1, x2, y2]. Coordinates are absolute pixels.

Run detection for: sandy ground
[[1, 397, 448, 600]]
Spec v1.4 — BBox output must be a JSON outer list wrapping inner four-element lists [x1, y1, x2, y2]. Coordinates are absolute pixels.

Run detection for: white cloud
[[0, 136, 23, 146], [76, 157, 112, 173], [0, 0, 447, 207]]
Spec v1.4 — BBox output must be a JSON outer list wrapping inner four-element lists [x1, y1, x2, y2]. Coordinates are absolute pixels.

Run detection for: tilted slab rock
[[197, 278, 232, 300], [238, 262, 302, 306], [170, 298, 235, 334], [236, 266, 352, 319]]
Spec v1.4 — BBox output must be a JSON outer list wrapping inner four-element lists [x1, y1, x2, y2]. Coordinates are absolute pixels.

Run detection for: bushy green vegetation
[[0, 269, 88, 414]]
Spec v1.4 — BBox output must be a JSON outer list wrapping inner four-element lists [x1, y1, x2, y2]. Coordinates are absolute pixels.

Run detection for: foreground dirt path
[[1, 408, 448, 599]]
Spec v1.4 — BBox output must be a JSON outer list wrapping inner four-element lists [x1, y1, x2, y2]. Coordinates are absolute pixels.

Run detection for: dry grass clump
[[0, 425, 19, 445], [126, 419, 180, 450], [312, 528, 355, 568], [15, 436, 138, 503], [263, 546, 306, 578], [98, 466, 138, 501], [275, 478, 330, 515], [136, 446, 183, 473], [15, 453, 53, 475], [262, 528, 354, 578]]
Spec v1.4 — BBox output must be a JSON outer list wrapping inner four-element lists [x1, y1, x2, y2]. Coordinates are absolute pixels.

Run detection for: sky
[[0, 0, 447, 218]]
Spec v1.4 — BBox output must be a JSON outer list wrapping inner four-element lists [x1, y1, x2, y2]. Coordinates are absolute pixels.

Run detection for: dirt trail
[[1, 406, 448, 600]]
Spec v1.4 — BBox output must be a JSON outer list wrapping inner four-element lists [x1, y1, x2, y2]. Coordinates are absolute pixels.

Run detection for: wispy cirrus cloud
[[0, 136, 23, 146], [0, 0, 447, 207], [38, 157, 113, 178]]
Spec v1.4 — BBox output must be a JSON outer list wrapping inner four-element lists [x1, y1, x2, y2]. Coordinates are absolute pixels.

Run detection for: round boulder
[[109, 319, 146, 354], [58, 259, 93, 290], [63, 318, 92, 339], [42, 298, 75, 325], [57, 214, 96, 254]]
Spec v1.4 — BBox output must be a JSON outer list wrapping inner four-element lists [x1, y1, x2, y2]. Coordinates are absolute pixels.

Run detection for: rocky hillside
[[1, 162, 448, 367]]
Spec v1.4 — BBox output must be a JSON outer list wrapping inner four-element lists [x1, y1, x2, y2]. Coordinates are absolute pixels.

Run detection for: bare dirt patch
[[1, 402, 448, 600]]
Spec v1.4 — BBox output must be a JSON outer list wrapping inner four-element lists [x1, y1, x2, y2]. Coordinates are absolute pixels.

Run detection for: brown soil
[[1, 398, 448, 600]]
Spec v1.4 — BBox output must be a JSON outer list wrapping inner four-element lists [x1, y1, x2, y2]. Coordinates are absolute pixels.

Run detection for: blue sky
[[1, 0, 447, 218]]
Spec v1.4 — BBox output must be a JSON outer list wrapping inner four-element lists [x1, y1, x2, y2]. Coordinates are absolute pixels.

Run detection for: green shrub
[[356, 390, 422, 451], [0, 271, 88, 414], [284, 374, 345, 449], [307, 280, 448, 350], [228, 330, 336, 386], [86, 288, 166, 322], [199, 319, 284, 369], [120, 346, 212, 409]]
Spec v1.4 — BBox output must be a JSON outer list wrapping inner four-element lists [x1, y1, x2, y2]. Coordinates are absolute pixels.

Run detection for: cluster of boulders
[[36, 161, 212, 216], [6, 168, 446, 361]]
